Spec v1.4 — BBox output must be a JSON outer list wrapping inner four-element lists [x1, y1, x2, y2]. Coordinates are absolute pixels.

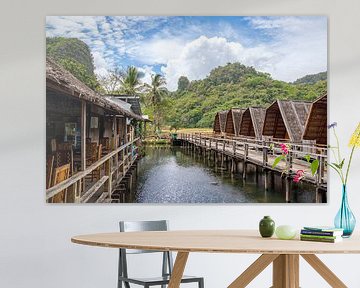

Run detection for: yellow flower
[[349, 122, 360, 147]]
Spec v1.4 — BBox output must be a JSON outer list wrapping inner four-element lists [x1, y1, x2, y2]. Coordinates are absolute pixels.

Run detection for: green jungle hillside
[[293, 71, 327, 85], [164, 63, 327, 128], [46, 37, 99, 90], [46, 37, 327, 129]]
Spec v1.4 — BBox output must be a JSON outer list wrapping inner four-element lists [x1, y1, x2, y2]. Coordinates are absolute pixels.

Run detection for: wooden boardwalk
[[179, 133, 327, 187], [46, 138, 139, 203]]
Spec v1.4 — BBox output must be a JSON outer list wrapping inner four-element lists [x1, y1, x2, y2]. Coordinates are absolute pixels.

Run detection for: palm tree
[[120, 66, 142, 95], [144, 74, 168, 132]]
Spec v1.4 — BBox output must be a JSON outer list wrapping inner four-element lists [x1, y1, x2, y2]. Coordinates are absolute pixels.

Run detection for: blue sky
[[46, 16, 327, 90]]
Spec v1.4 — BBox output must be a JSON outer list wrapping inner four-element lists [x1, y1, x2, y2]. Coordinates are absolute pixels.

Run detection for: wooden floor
[[179, 134, 327, 187]]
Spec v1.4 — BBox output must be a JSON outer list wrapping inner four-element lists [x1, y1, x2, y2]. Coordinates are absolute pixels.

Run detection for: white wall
[[1, 0, 360, 287]]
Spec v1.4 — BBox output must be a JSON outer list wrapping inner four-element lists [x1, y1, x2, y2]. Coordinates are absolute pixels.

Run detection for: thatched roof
[[303, 94, 327, 145], [213, 110, 229, 133], [262, 100, 311, 142], [46, 58, 143, 121], [224, 108, 245, 135], [239, 107, 266, 139]]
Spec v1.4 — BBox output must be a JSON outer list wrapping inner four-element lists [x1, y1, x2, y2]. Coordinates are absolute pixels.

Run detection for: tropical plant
[[120, 66, 142, 95], [271, 143, 319, 182], [144, 74, 168, 131]]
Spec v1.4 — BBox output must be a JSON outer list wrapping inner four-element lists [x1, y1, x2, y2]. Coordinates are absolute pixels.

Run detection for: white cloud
[[162, 36, 240, 90], [160, 17, 327, 90], [247, 16, 327, 82], [127, 37, 185, 65], [161, 36, 277, 90], [93, 51, 109, 76], [137, 65, 157, 85]]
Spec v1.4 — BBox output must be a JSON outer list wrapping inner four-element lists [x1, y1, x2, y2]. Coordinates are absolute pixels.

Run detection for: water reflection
[[135, 146, 321, 203]]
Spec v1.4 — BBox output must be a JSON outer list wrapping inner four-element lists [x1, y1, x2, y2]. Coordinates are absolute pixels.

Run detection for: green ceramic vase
[[259, 216, 275, 238]]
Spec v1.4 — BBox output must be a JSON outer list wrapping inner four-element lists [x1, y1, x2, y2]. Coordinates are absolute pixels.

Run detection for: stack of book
[[300, 226, 344, 243]]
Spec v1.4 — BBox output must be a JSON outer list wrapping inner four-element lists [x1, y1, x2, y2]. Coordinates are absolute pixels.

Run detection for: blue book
[[302, 226, 343, 236]]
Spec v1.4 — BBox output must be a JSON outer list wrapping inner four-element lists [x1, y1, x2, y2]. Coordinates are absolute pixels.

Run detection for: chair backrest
[[46, 155, 54, 189], [118, 220, 174, 280], [97, 144, 102, 161], [86, 142, 97, 160], [51, 164, 70, 203], [119, 220, 168, 254]]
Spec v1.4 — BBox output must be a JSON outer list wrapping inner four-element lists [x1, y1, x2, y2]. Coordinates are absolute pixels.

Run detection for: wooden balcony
[[46, 137, 140, 203]]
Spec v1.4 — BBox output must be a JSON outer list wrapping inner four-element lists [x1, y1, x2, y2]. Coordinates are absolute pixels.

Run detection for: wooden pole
[[113, 116, 119, 181], [244, 143, 249, 162], [81, 100, 86, 171], [263, 147, 268, 167], [113, 116, 118, 149], [79, 101, 87, 200]]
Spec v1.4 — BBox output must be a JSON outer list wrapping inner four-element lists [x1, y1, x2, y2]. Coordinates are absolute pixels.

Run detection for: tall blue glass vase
[[334, 185, 356, 237]]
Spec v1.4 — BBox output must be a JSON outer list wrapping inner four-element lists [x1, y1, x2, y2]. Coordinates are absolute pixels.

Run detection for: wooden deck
[[179, 133, 327, 187], [46, 137, 139, 203]]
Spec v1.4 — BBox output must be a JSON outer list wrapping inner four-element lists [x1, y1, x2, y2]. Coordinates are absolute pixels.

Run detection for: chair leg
[[199, 278, 204, 288]]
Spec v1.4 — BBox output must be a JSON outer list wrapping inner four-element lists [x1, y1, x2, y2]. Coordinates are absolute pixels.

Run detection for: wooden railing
[[179, 133, 327, 186], [46, 137, 140, 203]]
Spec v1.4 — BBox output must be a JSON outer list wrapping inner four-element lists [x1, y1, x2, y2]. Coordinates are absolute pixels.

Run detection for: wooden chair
[[100, 137, 110, 155], [55, 149, 74, 176], [46, 155, 54, 189], [86, 142, 98, 165], [91, 144, 102, 181], [51, 164, 70, 203], [118, 220, 204, 288], [57, 142, 73, 151]]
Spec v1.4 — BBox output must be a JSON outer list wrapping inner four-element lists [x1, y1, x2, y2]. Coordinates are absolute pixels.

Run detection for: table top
[[71, 230, 360, 254]]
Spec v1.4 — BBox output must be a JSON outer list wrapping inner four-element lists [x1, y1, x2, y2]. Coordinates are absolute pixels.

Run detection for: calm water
[[134, 146, 321, 203]]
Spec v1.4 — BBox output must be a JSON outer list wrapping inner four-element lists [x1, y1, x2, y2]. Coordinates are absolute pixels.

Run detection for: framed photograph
[[46, 16, 327, 203]]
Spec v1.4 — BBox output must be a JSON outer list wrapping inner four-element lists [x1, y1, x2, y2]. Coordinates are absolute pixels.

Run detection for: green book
[[300, 234, 339, 240], [300, 236, 342, 243]]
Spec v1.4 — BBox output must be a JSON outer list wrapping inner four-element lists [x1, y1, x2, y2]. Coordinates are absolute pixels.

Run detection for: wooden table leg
[[168, 252, 189, 288], [228, 254, 279, 288], [301, 254, 347, 288], [272, 254, 299, 288]]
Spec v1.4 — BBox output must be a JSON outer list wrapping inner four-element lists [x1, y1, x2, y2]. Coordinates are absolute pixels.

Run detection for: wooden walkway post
[[288, 151, 293, 170], [244, 143, 249, 162], [263, 147, 268, 167]]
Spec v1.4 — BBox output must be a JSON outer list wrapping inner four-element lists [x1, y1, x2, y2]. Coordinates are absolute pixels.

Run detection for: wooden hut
[[238, 107, 266, 139], [262, 100, 311, 142], [303, 94, 327, 145], [213, 110, 229, 134], [224, 108, 245, 136], [46, 57, 144, 203]]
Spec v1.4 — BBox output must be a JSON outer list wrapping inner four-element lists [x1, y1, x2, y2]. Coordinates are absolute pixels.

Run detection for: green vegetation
[[119, 66, 143, 95], [143, 74, 168, 132], [293, 71, 327, 85], [164, 63, 327, 128], [46, 37, 99, 90]]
